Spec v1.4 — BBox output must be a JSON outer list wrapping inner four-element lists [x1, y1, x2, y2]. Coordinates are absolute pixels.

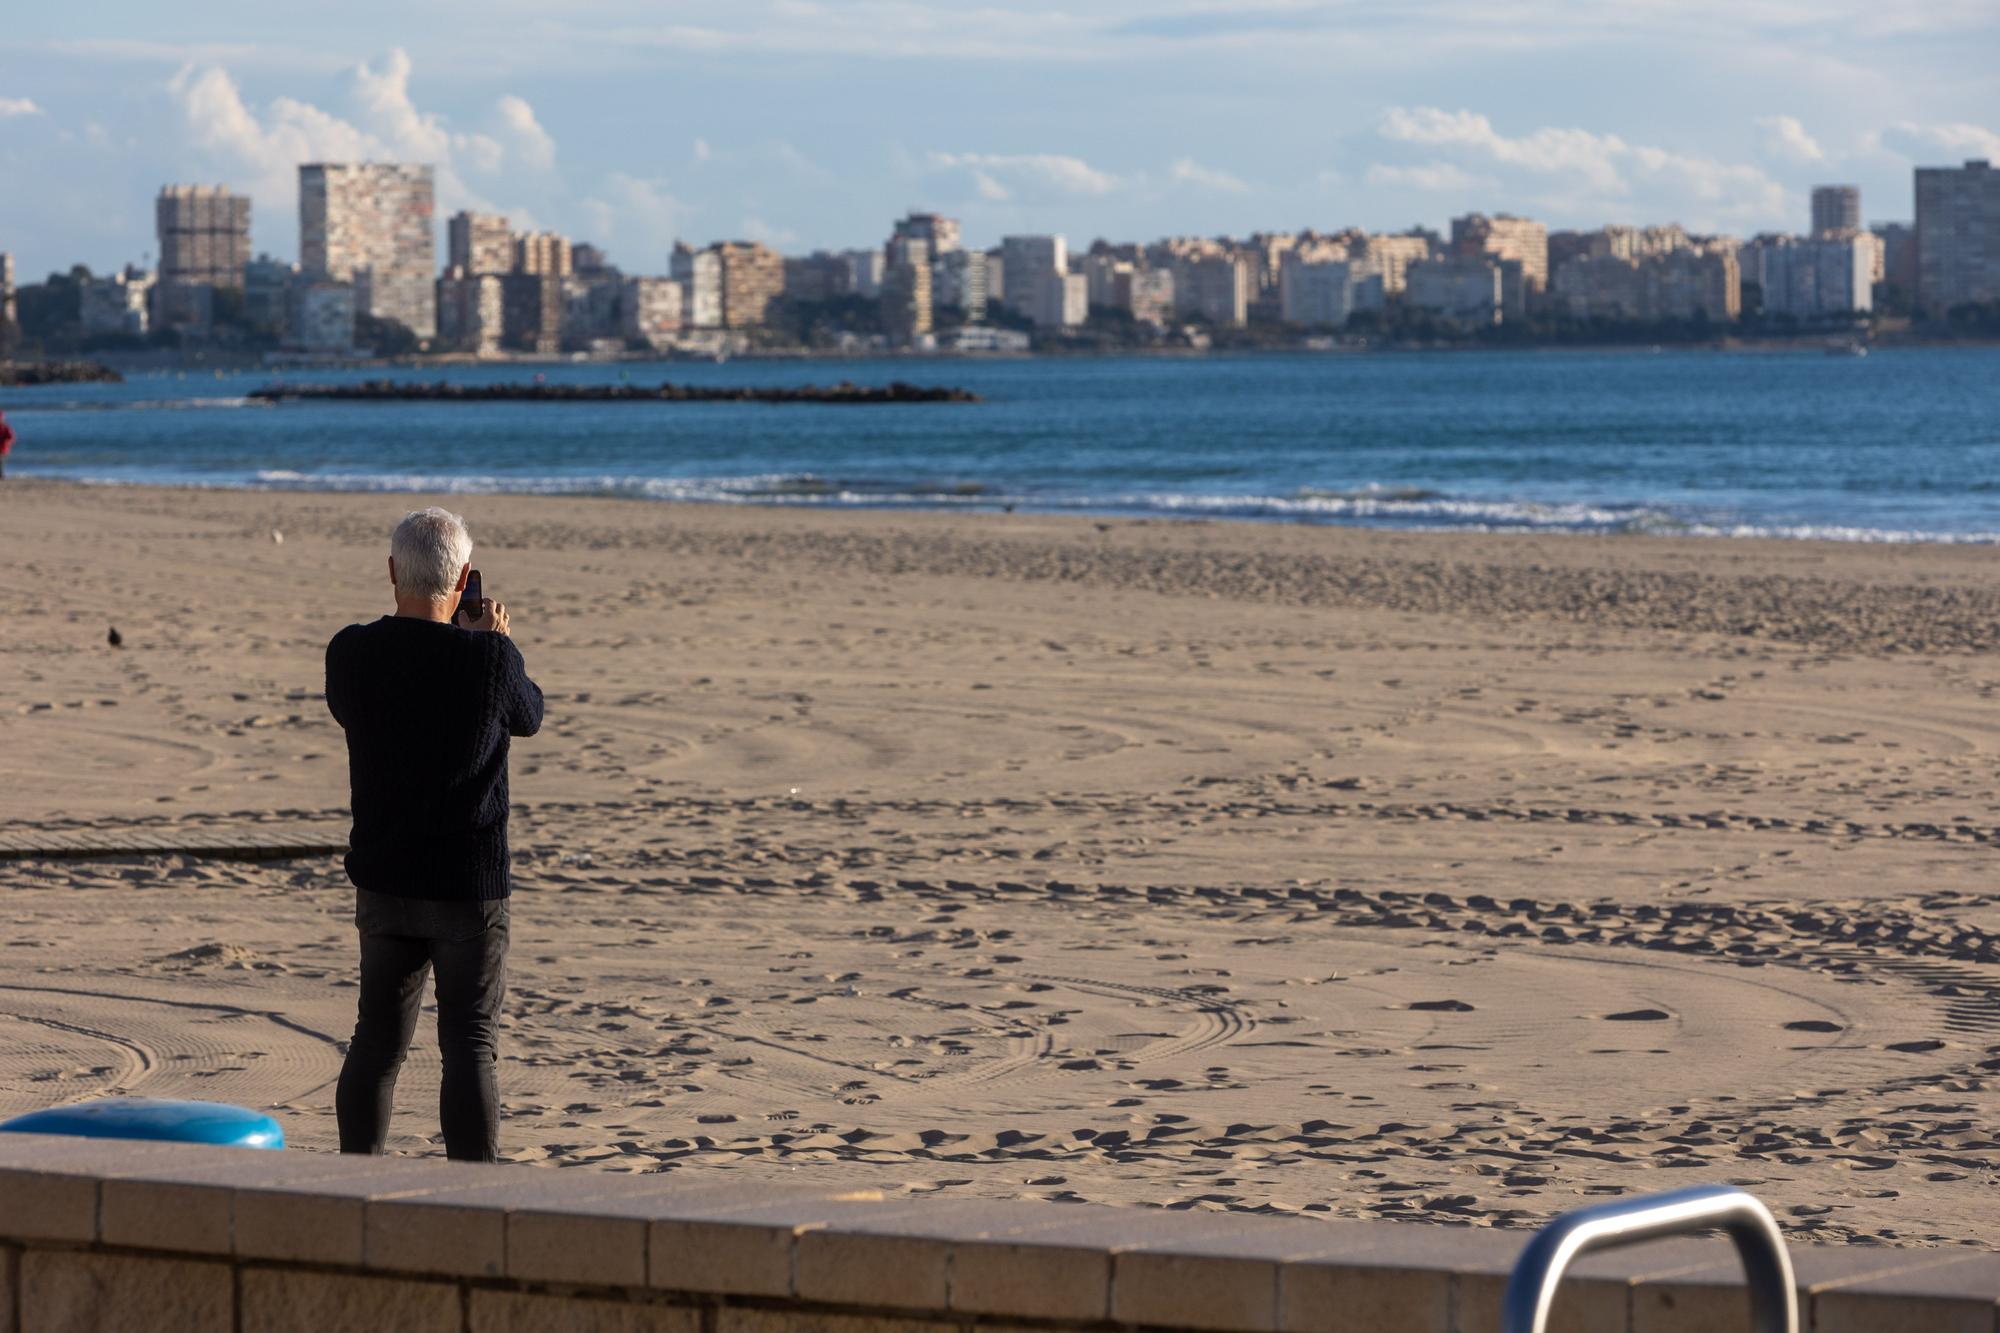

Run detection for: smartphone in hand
[[457, 568, 483, 626]]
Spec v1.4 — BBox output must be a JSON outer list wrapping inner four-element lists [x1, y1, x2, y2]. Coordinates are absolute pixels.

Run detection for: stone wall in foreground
[[0, 1132, 1992, 1333]]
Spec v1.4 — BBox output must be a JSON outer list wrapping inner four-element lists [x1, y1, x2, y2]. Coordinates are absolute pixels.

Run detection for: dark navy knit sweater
[[326, 616, 544, 901]]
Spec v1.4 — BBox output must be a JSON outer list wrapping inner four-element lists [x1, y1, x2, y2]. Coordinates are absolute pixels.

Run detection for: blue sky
[[2, 1, 1996, 280]]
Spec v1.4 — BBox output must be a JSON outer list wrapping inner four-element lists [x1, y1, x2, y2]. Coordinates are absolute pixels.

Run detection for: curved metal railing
[[1502, 1184, 1797, 1333]]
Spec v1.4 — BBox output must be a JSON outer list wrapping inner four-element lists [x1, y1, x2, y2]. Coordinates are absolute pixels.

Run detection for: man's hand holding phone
[[453, 568, 511, 636], [457, 598, 510, 636]]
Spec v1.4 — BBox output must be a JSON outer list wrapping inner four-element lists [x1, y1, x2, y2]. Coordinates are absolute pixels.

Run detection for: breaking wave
[[167, 470, 1989, 543]]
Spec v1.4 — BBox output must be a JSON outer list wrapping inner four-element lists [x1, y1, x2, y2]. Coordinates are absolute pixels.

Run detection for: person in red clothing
[[0, 410, 14, 480]]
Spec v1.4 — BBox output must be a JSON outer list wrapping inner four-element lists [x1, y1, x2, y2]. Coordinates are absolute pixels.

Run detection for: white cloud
[[741, 217, 799, 246], [692, 137, 712, 163], [580, 172, 689, 265], [347, 49, 452, 161], [926, 151, 1122, 198], [1373, 105, 1789, 226], [1378, 106, 1624, 191], [1364, 162, 1500, 194], [344, 48, 515, 205], [1756, 114, 1823, 163], [1168, 157, 1248, 193], [494, 95, 556, 172], [167, 62, 383, 211], [165, 49, 573, 256], [1880, 120, 2000, 163], [0, 96, 43, 118]]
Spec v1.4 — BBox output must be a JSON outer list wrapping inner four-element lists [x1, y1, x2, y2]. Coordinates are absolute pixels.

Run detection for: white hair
[[390, 507, 473, 599]]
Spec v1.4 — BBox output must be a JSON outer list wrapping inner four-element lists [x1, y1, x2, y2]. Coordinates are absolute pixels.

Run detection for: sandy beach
[[0, 480, 1994, 1247]]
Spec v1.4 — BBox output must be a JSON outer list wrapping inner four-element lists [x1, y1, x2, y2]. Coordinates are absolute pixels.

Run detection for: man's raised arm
[[500, 638, 544, 738]]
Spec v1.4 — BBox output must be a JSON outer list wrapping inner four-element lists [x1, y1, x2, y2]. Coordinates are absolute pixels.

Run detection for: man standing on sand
[[326, 507, 543, 1162], [0, 410, 15, 479]]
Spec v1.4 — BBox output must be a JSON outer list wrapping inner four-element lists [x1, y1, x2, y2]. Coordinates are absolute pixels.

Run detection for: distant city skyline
[[2, 1, 1997, 278]]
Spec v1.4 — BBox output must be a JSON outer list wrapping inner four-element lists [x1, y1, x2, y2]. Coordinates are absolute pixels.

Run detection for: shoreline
[[10, 475, 2000, 647], [6, 472, 1998, 551]]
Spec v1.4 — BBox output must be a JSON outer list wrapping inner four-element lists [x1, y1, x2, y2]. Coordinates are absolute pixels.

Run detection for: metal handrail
[[1501, 1184, 1797, 1333]]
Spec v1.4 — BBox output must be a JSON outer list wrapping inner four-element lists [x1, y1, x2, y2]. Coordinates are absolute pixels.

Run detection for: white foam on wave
[[241, 470, 1650, 528], [1678, 521, 2000, 544], [33, 397, 265, 412], [1120, 489, 1659, 530], [59, 470, 2000, 545]]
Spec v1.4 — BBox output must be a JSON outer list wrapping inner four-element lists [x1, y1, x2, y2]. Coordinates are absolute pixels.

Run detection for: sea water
[[5, 347, 1997, 542]]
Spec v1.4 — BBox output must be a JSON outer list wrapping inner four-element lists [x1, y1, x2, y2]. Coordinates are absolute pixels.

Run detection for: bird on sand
[[107, 627, 123, 648]]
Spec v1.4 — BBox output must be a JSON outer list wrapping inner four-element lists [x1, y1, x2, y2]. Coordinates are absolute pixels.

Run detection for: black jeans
[[335, 890, 509, 1162]]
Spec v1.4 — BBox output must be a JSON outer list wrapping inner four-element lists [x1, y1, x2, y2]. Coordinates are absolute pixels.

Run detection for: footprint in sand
[[1602, 1009, 1671, 1022]]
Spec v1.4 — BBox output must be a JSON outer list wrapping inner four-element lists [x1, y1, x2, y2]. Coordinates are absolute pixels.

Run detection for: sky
[[1, 1, 1996, 281]]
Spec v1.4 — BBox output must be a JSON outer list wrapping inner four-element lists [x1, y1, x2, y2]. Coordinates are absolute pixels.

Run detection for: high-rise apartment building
[[839, 248, 887, 299], [885, 233, 928, 271], [1739, 234, 1873, 317], [1348, 232, 1433, 294], [1914, 159, 2000, 314], [500, 273, 562, 353], [1029, 270, 1087, 329], [79, 267, 155, 337], [782, 252, 851, 303], [1000, 236, 1067, 314], [1811, 186, 1862, 238], [447, 212, 514, 276], [1595, 224, 1690, 260], [561, 274, 623, 348], [1114, 268, 1175, 325], [437, 268, 504, 355], [515, 231, 574, 278], [154, 184, 251, 334], [1242, 233, 1298, 322], [1871, 222, 1917, 311], [156, 185, 251, 288], [671, 243, 723, 328], [882, 244, 934, 342], [1, 252, 17, 350], [1656, 247, 1740, 323], [1079, 252, 1130, 309], [1145, 238, 1245, 325], [299, 163, 437, 339], [892, 212, 961, 257], [1548, 225, 1690, 293], [933, 249, 990, 321], [1278, 255, 1383, 328], [242, 255, 296, 336], [1176, 255, 1249, 327], [1554, 248, 1738, 323], [1450, 213, 1548, 294], [1404, 257, 1504, 325], [1547, 229, 1593, 277], [621, 277, 682, 349], [709, 241, 784, 329]]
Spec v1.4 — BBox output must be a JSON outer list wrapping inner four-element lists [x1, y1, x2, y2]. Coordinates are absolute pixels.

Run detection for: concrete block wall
[[0, 1132, 1991, 1332]]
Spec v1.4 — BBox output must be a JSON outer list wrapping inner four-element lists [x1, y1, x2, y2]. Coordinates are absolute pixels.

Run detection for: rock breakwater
[[247, 378, 978, 405]]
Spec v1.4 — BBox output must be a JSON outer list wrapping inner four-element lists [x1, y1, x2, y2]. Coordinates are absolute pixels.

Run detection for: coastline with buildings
[[2, 160, 1998, 367]]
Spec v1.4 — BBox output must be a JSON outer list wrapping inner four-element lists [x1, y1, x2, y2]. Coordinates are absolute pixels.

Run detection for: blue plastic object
[[0, 1098, 285, 1150]]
